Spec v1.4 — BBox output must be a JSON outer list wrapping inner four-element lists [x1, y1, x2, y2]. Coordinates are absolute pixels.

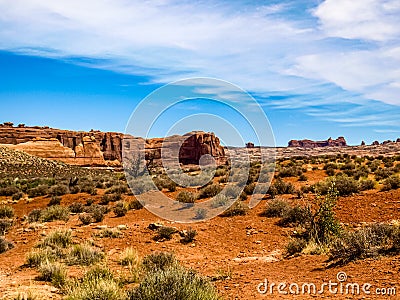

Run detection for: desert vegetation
[[1, 145, 400, 299]]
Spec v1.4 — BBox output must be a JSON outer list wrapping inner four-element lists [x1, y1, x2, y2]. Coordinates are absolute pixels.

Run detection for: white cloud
[[0, 0, 399, 114], [313, 0, 400, 41]]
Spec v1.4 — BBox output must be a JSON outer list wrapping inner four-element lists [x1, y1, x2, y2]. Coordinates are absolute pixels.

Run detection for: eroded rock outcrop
[[0, 124, 226, 167], [288, 137, 347, 148]]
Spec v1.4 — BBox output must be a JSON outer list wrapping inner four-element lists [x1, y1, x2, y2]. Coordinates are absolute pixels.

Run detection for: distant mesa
[[0, 122, 225, 167], [288, 137, 347, 148]]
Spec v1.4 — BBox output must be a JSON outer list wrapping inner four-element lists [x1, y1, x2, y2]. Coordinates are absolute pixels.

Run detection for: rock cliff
[[288, 137, 347, 148], [0, 123, 226, 167]]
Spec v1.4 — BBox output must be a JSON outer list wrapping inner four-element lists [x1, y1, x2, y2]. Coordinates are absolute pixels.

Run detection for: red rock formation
[[0, 123, 226, 167], [288, 137, 347, 148]]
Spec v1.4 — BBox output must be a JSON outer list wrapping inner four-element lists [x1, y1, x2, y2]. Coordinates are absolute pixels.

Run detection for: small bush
[[0, 205, 14, 218], [243, 183, 256, 195], [12, 191, 24, 201], [154, 226, 178, 241], [278, 205, 311, 227], [221, 201, 248, 217], [40, 205, 70, 222], [113, 201, 128, 217], [359, 179, 375, 191], [142, 252, 178, 272], [0, 186, 20, 196], [89, 205, 107, 223], [67, 244, 104, 266], [79, 213, 93, 225], [381, 175, 400, 191], [194, 208, 208, 220], [286, 238, 307, 256], [49, 184, 69, 196], [198, 184, 221, 199], [96, 228, 122, 238], [0, 218, 13, 235], [38, 261, 67, 288], [127, 199, 143, 210], [119, 247, 140, 267], [26, 248, 58, 267], [211, 194, 229, 208], [105, 185, 128, 195], [28, 209, 42, 223], [39, 229, 72, 249], [101, 193, 121, 205], [48, 196, 61, 206], [69, 186, 81, 194], [80, 184, 97, 195], [27, 185, 48, 198], [128, 265, 219, 300], [0, 236, 14, 253], [270, 178, 295, 196], [176, 191, 196, 204], [69, 202, 84, 213], [180, 228, 197, 244], [66, 267, 125, 300], [263, 199, 290, 217], [329, 223, 397, 266]]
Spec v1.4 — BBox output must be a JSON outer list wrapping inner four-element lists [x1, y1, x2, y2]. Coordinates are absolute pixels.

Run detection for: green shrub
[[142, 252, 178, 272], [113, 201, 128, 217], [381, 175, 400, 191], [39, 229, 72, 249], [128, 265, 219, 300], [48, 196, 61, 206], [263, 199, 290, 217], [105, 185, 128, 195], [221, 201, 248, 217], [180, 228, 197, 244], [101, 193, 121, 205], [0, 205, 14, 218], [95, 228, 122, 239], [298, 174, 308, 181], [69, 202, 84, 213], [40, 205, 70, 222], [67, 244, 104, 266], [153, 226, 178, 241], [176, 191, 196, 204], [269, 178, 295, 196], [0, 236, 14, 253], [28, 209, 42, 223], [49, 184, 69, 196], [329, 223, 396, 266], [12, 191, 24, 201], [80, 184, 97, 195], [26, 248, 59, 267], [119, 247, 140, 267], [66, 267, 125, 300], [27, 185, 48, 198], [128, 198, 143, 210], [194, 208, 208, 220], [198, 184, 221, 199], [286, 238, 307, 256], [79, 213, 93, 225], [0, 218, 13, 235], [69, 186, 81, 194], [243, 183, 256, 195], [278, 205, 311, 227], [37, 261, 67, 288], [359, 179, 375, 191], [0, 186, 20, 196], [211, 194, 229, 208]]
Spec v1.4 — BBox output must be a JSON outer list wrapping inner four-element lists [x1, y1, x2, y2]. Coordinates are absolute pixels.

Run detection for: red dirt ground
[[1, 171, 400, 299]]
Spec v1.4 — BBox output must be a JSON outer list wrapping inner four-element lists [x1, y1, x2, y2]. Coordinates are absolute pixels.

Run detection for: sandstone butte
[[0, 123, 225, 167], [288, 136, 347, 148]]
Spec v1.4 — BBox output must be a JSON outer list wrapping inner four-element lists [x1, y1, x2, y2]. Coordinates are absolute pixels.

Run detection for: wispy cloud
[[0, 0, 399, 121]]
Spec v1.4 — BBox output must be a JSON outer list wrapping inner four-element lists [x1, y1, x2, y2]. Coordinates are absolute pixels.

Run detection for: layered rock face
[[288, 137, 347, 148], [0, 124, 226, 167]]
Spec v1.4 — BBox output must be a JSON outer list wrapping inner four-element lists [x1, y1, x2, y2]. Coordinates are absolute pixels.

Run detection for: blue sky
[[0, 0, 399, 146]]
